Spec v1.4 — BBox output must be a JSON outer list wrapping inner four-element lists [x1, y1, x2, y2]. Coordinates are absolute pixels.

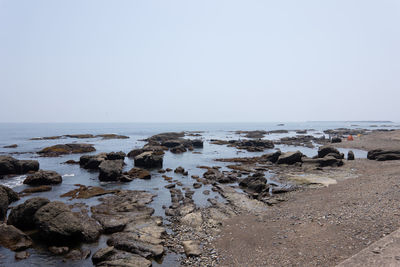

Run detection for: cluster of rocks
[[37, 143, 96, 157], [275, 135, 328, 148], [30, 133, 129, 140], [367, 149, 400, 161], [0, 156, 39, 176], [1, 188, 165, 265], [323, 128, 367, 138], [210, 139, 274, 152]]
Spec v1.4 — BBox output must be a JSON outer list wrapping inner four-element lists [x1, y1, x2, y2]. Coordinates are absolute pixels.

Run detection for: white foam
[[62, 174, 75, 177], [0, 175, 26, 188]]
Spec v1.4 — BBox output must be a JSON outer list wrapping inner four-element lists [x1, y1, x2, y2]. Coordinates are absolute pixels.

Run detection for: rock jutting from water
[[37, 143, 96, 157]]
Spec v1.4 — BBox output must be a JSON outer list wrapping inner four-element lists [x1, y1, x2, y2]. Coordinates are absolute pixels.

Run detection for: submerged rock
[[23, 170, 62, 185], [61, 185, 118, 199]]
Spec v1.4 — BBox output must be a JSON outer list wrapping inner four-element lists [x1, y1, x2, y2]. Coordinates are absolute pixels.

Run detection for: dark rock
[[174, 167, 185, 174], [65, 248, 91, 260], [239, 176, 268, 193], [277, 151, 303, 165], [8, 197, 50, 230], [95, 250, 151, 267], [165, 184, 176, 189], [261, 150, 281, 163], [61, 185, 118, 199], [303, 156, 344, 167], [38, 143, 96, 157], [191, 139, 203, 148], [367, 149, 400, 161], [0, 156, 39, 176], [92, 246, 115, 264], [0, 223, 33, 251], [92, 214, 129, 234], [331, 137, 342, 143], [170, 145, 187, 154], [318, 146, 341, 158], [134, 152, 163, 168], [0, 185, 19, 221], [193, 183, 202, 189], [23, 170, 62, 185], [99, 160, 124, 181], [106, 151, 126, 160], [80, 154, 107, 170], [34, 201, 102, 244], [347, 151, 355, 160]]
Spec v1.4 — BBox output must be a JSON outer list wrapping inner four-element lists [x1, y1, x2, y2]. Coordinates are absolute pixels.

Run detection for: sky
[[0, 0, 399, 123]]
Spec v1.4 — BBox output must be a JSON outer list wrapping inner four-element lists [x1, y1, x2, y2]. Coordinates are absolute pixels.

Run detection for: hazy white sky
[[0, 0, 399, 122]]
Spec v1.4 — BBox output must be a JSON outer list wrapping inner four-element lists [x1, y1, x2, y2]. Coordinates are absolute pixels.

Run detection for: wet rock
[[99, 160, 124, 181], [38, 143, 96, 157], [92, 246, 115, 264], [20, 185, 52, 194], [239, 176, 268, 194], [34, 201, 102, 244], [134, 151, 163, 168], [182, 240, 201, 257], [107, 232, 164, 258], [193, 183, 202, 189], [318, 146, 341, 158], [64, 160, 79, 164], [0, 156, 39, 176], [0, 185, 19, 221], [95, 134, 129, 140], [175, 166, 185, 174], [331, 137, 342, 143], [48, 246, 69, 255], [61, 185, 118, 199], [347, 150, 355, 160], [191, 139, 203, 148], [126, 168, 151, 179], [80, 154, 107, 170], [277, 151, 303, 165], [0, 224, 33, 251], [23, 170, 62, 185], [367, 149, 400, 161], [8, 197, 50, 230], [165, 184, 176, 189], [15, 251, 30, 260]]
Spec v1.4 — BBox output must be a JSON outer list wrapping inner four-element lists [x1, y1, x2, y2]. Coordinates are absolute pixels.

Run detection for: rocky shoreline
[[1, 128, 399, 266]]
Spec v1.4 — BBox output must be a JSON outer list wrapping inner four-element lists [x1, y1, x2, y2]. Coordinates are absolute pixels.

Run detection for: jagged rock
[[106, 151, 126, 160], [239, 176, 269, 195], [38, 143, 96, 157], [99, 160, 124, 181], [23, 170, 62, 185], [182, 240, 201, 257], [80, 154, 107, 169], [134, 151, 163, 168], [261, 150, 282, 163], [0, 224, 33, 251], [34, 201, 102, 244], [7, 197, 50, 230], [277, 151, 303, 164], [170, 145, 187, 154]]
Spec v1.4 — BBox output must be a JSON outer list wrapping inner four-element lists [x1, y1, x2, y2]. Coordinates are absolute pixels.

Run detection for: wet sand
[[214, 130, 400, 266]]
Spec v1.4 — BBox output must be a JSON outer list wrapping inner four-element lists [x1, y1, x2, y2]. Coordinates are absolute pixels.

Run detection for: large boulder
[[367, 149, 400, 161], [134, 152, 163, 169], [98, 160, 124, 181], [38, 143, 96, 157], [34, 201, 102, 244], [80, 154, 107, 170], [106, 151, 126, 160], [7, 197, 50, 230], [347, 150, 355, 160], [277, 151, 303, 165], [23, 170, 62, 185], [318, 146, 341, 158], [239, 176, 268, 194], [0, 224, 33, 251], [261, 150, 281, 163], [0, 185, 19, 221], [0, 156, 39, 176]]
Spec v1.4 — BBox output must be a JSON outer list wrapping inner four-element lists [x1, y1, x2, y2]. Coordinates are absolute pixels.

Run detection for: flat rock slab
[[337, 228, 400, 267], [182, 240, 202, 257]]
